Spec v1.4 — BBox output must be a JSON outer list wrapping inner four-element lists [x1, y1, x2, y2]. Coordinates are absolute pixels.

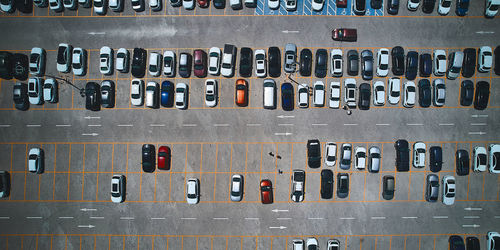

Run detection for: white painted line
[[462, 224, 480, 228], [84, 116, 101, 119], [213, 217, 229, 220], [81, 133, 99, 136], [470, 123, 487, 126], [407, 123, 423, 126], [26, 217, 42, 219], [468, 132, 486, 135], [376, 124, 390, 126], [433, 216, 448, 219], [464, 207, 483, 211], [278, 124, 294, 126], [78, 225, 95, 228], [402, 217, 418, 219], [494, 216, 500, 219], [439, 123, 455, 126], [464, 216, 480, 219], [371, 217, 386, 220], [311, 124, 328, 126], [277, 218, 291, 220], [181, 217, 197, 220], [80, 208, 97, 211], [120, 217, 134, 220], [151, 217, 166, 220], [343, 123, 358, 126], [26, 124, 41, 127], [244, 218, 259, 220], [269, 226, 287, 229], [471, 114, 488, 118], [340, 217, 356, 220], [150, 124, 165, 127], [475, 31, 495, 34], [55, 124, 71, 127], [88, 32, 106, 35], [117, 124, 133, 127], [213, 124, 229, 127], [277, 115, 295, 118], [274, 132, 292, 136], [0, 217, 10, 219], [89, 217, 104, 219], [272, 209, 289, 212], [308, 217, 324, 220], [246, 124, 261, 126], [182, 124, 197, 127], [0, 125, 11, 127], [58, 217, 74, 219], [88, 124, 101, 127]]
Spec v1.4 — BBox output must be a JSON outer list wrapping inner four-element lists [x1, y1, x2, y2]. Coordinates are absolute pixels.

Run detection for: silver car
[[340, 144, 352, 170], [425, 174, 439, 202], [230, 174, 243, 202], [368, 146, 381, 173], [284, 43, 297, 73]]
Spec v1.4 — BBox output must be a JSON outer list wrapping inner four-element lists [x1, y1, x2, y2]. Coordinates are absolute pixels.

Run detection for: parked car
[[354, 146, 366, 170], [307, 139, 321, 168], [388, 77, 400, 105], [407, 0, 419, 10], [422, 0, 436, 13], [474, 81, 489, 110], [413, 142, 426, 168], [300, 49, 312, 76], [85, 82, 100, 111], [43, 78, 58, 103], [455, 0, 469, 16], [183, 0, 194, 9], [472, 146, 487, 172], [28, 147, 44, 174], [442, 175, 455, 205], [12, 53, 28, 80], [297, 84, 309, 108], [368, 146, 381, 173], [419, 53, 432, 77], [145, 81, 159, 109], [344, 78, 356, 108], [487, 231, 500, 250], [489, 144, 500, 173], [387, 0, 399, 14], [254, 49, 267, 77], [403, 81, 416, 108], [213, 0, 224, 8], [330, 49, 342, 77], [268, 47, 281, 78], [71, 48, 87, 76], [175, 83, 188, 109], [148, 52, 162, 77], [205, 79, 218, 107], [429, 146, 443, 172], [432, 79, 446, 107], [361, 50, 373, 80], [353, 0, 366, 14], [284, 43, 297, 73], [425, 174, 439, 202], [329, 81, 341, 108], [163, 50, 176, 77], [320, 169, 334, 199], [1, 0, 15, 12], [131, 0, 145, 11], [292, 239, 304, 250], [418, 79, 431, 107], [325, 143, 337, 167], [438, 0, 451, 15], [29, 47, 46, 76], [466, 237, 480, 250], [262, 79, 276, 109], [93, 0, 107, 14], [193, 49, 207, 78], [358, 83, 370, 110], [340, 143, 352, 170], [142, 144, 155, 173], [371, 0, 382, 8], [313, 81, 325, 107], [315, 49, 328, 78], [268, 0, 278, 9], [109, 0, 124, 11], [281, 82, 294, 111], [115, 48, 129, 73], [406, 51, 418, 80], [157, 146, 171, 170], [285, 0, 297, 10], [13, 82, 29, 111], [395, 139, 410, 172], [449, 236, 465, 250], [446, 51, 463, 80], [336, 0, 347, 7], [391, 46, 405, 76], [291, 170, 305, 202], [235, 79, 248, 107], [131, 48, 147, 78], [495, 46, 500, 75], [186, 178, 199, 204], [312, 0, 324, 10], [57, 43, 72, 73], [230, 174, 244, 202], [460, 80, 474, 106], [28, 77, 43, 105], [337, 173, 349, 198], [376, 48, 389, 77], [462, 48, 476, 78], [478, 46, 493, 73], [239, 47, 252, 77], [110, 175, 125, 203], [331, 28, 357, 42], [433, 49, 446, 76], [208, 47, 221, 76], [382, 175, 395, 200], [327, 239, 340, 250], [161, 81, 174, 107], [35, 0, 48, 7], [0, 171, 11, 198], [373, 81, 385, 106], [179, 52, 192, 78], [130, 79, 144, 106], [49, 0, 63, 12], [99, 46, 113, 75], [455, 149, 469, 176], [347, 50, 359, 76], [260, 179, 273, 204]]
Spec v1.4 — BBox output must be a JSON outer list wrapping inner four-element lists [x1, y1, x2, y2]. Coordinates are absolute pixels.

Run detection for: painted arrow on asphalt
[[78, 225, 95, 228], [464, 207, 482, 211], [274, 132, 293, 136]]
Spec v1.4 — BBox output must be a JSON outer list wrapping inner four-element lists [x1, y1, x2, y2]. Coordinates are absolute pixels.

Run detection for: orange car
[[235, 79, 248, 107], [260, 179, 273, 204]]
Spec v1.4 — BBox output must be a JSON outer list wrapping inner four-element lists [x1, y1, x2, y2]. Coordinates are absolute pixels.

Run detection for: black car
[[460, 80, 474, 106], [422, 0, 435, 13], [405, 51, 418, 80], [419, 53, 432, 77], [101, 81, 115, 108], [361, 50, 373, 80], [449, 235, 465, 250], [0, 171, 10, 198], [418, 79, 431, 107], [142, 144, 156, 173], [0, 51, 14, 80], [347, 50, 359, 76], [391, 46, 404, 75], [307, 139, 321, 168], [299, 49, 312, 76], [358, 83, 371, 110], [337, 173, 349, 198], [382, 175, 395, 200], [85, 82, 101, 111], [474, 81, 489, 110], [281, 82, 294, 111], [387, 0, 399, 15], [12, 53, 29, 81], [13, 82, 29, 111], [315, 49, 327, 78], [456, 149, 469, 176], [395, 139, 409, 172], [371, 0, 382, 9], [179, 53, 192, 78], [239, 47, 252, 77], [268, 47, 281, 78], [15, 0, 33, 13], [429, 146, 442, 172], [320, 169, 333, 199], [466, 237, 480, 250], [131, 48, 147, 78], [213, 0, 225, 8], [462, 48, 476, 78], [495, 46, 500, 75]]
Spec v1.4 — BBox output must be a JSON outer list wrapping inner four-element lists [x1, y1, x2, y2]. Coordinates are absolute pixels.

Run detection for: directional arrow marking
[[78, 225, 95, 228], [269, 226, 287, 229]]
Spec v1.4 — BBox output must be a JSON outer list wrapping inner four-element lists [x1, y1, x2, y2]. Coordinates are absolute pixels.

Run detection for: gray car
[[361, 50, 374, 80], [425, 174, 439, 202], [347, 50, 359, 76], [382, 175, 395, 200], [284, 43, 297, 73], [340, 144, 352, 170], [368, 146, 381, 173]]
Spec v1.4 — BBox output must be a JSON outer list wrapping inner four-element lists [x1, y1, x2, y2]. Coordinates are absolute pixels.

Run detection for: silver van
[[446, 51, 463, 80], [263, 79, 276, 109]]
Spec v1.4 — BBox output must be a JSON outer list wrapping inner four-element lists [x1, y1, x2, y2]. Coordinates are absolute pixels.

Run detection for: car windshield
[[490, 4, 499, 10], [261, 186, 271, 191], [187, 193, 196, 199], [313, 0, 322, 3], [57, 47, 67, 64], [30, 54, 39, 64], [407, 86, 416, 92], [478, 154, 486, 165], [379, 63, 388, 70], [164, 58, 172, 66], [112, 183, 118, 192], [94, 0, 103, 6], [391, 90, 399, 97], [29, 155, 37, 160], [149, 64, 157, 72], [348, 89, 354, 98], [442, 0, 451, 7], [256, 54, 264, 60], [194, 64, 204, 70], [206, 94, 214, 101]]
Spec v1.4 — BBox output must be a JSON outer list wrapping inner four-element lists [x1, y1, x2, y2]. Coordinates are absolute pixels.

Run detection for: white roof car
[[175, 83, 188, 109], [329, 81, 340, 109], [478, 46, 493, 73], [130, 79, 144, 106], [292, 239, 304, 250], [149, 0, 161, 11], [268, 0, 279, 9], [148, 52, 161, 77], [311, 0, 324, 11], [221, 46, 235, 77], [485, 0, 500, 17], [373, 80, 385, 106], [93, 0, 107, 15], [344, 78, 356, 108], [99, 46, 113, 75], [254, 49, 267, 78], [376, 48, 389, 77], [438, 0, 451, 15], [49, 0, 63, 12], [354, 147, 366, 170], [313, 81, 325, 107], [442, 175, 455, 205], [473, 146, 487, 172], [205, 79, 218, 107], [297, 84, 309, 108], [403, 81, 416, 108], [407, 0, 420, 11], [109, 0, 123, 12], [284, 43, 297, 73], [183, 0, 194, 9], [28, 147, 44, 174], [330, 49, 343, 77], [56, 43, 72, 73], [368, 146, 381, 173], [325, 142, 337, 167], [29, 47, 46, 76], [116, 48, 129, 73], [487, 232, 500, 250], [306, 238, 319, 249], [327, 239, 340, 250], [208, 47, 221, 76], [413, 142, 426, 168], [145, 81, 158, 108], [110, 175, 125, 203], [1, 0, 14, 12], [28, 77, 43, 105], [43, 78, 58, 103], [72, 47, 86, 76], [489, 144, 500, 173], [230, 174, 243, 202], [290, 170, 305, 202], [433, 49, 446, 76], [186, 178, 199, 204], [388, 77, 400, 105], [433, 79, 446, 107], [163, 50, 176, 77], [285, 0, 296, 11]]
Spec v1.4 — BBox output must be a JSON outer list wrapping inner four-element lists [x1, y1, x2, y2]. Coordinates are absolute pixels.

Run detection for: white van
[[230, 0, 242, 9], [145, 81, 158, 108], [446, 51, 463, 80], [263, 79, 276, 109]]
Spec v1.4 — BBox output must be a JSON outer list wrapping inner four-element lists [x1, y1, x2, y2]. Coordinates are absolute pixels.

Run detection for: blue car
[[455, 0, 469, 16], [161, 81, 174, 107], [281, 82, 294, 111]]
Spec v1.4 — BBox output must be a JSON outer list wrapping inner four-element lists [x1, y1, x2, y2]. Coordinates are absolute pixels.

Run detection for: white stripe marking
[[55, 124, 71, 127], [182, 124, 197, 127], [464, 216, 480, 219], [88, 124, 101, 127], [120, 217, 134, 220], [402, 216, 418, 219], [0, 125, 11, 127], [181, 217, 197, 220], [213, 124, 229, 127], [311, 124, 328, 126], [376, 124, 390, 126], [26, 217, 42, 219], [278, 124, 294, 126], [213, 217, 228, 220], [407, 123, 423, 126], [58, 217, 74, 219], [470, 123, 487, 126], [117, 124, 133, 127], [246, 124, 261, 126], [439, 123, 454, 126], [26, 124, 41, 127], [308, 217, 324, 220], [494, 216, 500, 219], [0, 217, 10, 219], [433, 216, 448, 219], [340, 217, 356, 220], [151, 217, 166, 220], [371, 217, 386, 220], [89, 217, 104, 219], [150, 124, 165, 127], [343, 124, 358, 126], [277, 218, 291, 220]]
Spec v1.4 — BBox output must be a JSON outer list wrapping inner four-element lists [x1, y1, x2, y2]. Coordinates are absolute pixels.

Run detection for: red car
[[235, 79, 248, 107], [260, 179, 273, 204], [332, 28, 357, 42], [197, 0, 209, 7], [157, 146, 171, 170], [193, 49, 207, 78], [336, 0, 347, 8]]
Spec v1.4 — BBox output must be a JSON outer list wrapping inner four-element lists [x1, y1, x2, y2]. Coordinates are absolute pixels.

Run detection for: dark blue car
[[455, 0, 469, 16], [161, 81, 174, 107], [281, 82, 294, 111]]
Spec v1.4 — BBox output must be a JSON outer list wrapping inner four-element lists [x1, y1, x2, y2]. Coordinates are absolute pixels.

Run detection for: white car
[[432, 79, 445, 107], [116, 48, 129, 73], [175, 83, 188, 109], [205, 79, 218, 107], [327, 240, 340, 250], [183, 0, 194, 9], [49, 0, 64, 12], [433, 50, 446, 76], [344, 78, 356, 108], [373, 81, 385, 106], [487, 232, 500, 250], [148, 52, 162, 77], [43, 78, 58, 103], [285, 0, 296, 11], [268, 0, 279, 9], [292, 239, 304, 250], [131, 0, 144, 11], [407, 0, 420, 10], [29, 47, 46, 76], [387, 77, 400, 105], [72, 48, 87, 76], [63, 0, 77, 10], [485, 0, 500, 17], [329, 81, 340, 108], [376, 48, 389, 77], [306, 238, 319, 249], [298, 84, 309, 108], [99, 46, 113, 75], [354, 147, 366, 170], [0, 0, 14, 12], [109, 0, 123, 11], [186, 178, 199, 204], [330, 49, 342, 77], [437, 0, 451, 15], [56, 43, 72, 73], [290, 170, 305, 202], [28, 77, 43, 105], [413, 142, 426, 168], [325, 142, 337, 167], [254, 49, 267, 78], [403, 81, 416, 108], [313, 81, 325, 107], [442, 175, 455, 205], [130, 79, 144, 106], [110, 175, 125, 203], [208, 47, 221, 76], [230, 174, 243, 202], [489, 144, 500, 173], [311, 0, 324, 11], [145, 81, 159, 108], [149, 0, 161, 11], [473, 146, 487, 172], [93, 0, 107, 15], [163, 50, 176, 77], [478, 46, 493, 73], [28, 148, 44, 174]]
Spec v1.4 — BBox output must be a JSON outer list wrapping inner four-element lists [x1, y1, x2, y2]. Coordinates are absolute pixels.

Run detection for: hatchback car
[[29, 47, 46, 76], [130, 79, 144, 106], [382, 175, 395, 200], [291, 170, 305, 202], [148, 52, 162, 77], [337, 173, 349, 198], [478, 46, 493, 73], [330, 49, 342, 77], [230, 174, 244, 202], [368, 146, 381, 173], [205, 79, 218, 107], [460, 80, 474, 106], [418, 79, 431, 107], [43, 78, 58, 103], [462, 48, 476, 78], [358, 83, 371, 110], [145, 81, 159, 109], [442, 175, 455, 205], [235, 79, 248, 107], [325, 142, 337, 167], [208, 47, 221, 76], [254, 49, 267, 78], [116, 48, 130, 73], [472, 146, 487, 172], [329, 81, 341, 108], [313, 81, 325, 107], [175, 83, 188, 109], [260, 179, 273, 204], [449, 235, 465, 250], [239, 47, 253, 77], [268, 47, 281, 78], [281, 82, 294, 111], [395, 139, 410, 172], [406, 51, 418, 80], [72, 48, 87, 76], [425, 174, 439, 202], [297, 84, 309, 108], [433, 49, 446, 76], [361, 50, 373, 80], [373, 81, 385, 106], [331, 28, 357, 42], [344, 78, 356, 108], [299, 49, 312, 76], [347, 50, 359, 76], [57, 43, 72, 73], [315, 49, 328, 78], [391, 46, 405, 75], [142, 144, 155, 173], [474, 81, 489, 110], [340, 143, 352, 170], [320, 169, 334, 199], [307, 139, 321, 168], [489, 144, 500, 173], [284, 43, 297, 73], [179, 53, 192, 78], [432, 79, 446, 107], [157, 146, 171, 170], [403, 81, 416, 108], [186, 178, 199, 204], [354, 146, 366, 170], [28, 147, 44, 174], [419, 53, 432, 77], [429, 146, 443, 172], [85, 82, 100, 111], [387, 77, 400, 105], [132, 48, 147, 78], [455, 149, 469, 176], [193, 49, 207, 78], [110, 175, 125, 203], [413, 142, 426, 168], [163, 50, 176, 77], [28, 77, 43, 105], [99, 46, 113, 75], [376, 48, 389, 77], [13, 83, 29, 111], [0, 171, 11, 198]]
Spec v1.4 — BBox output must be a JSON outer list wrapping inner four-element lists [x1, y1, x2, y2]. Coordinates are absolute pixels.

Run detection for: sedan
[[110, 175, 126, 203], [116, 49, 129, 73], [13, 83, 29, 111], [208, 47, 221, 76], [268, 46, 281, 78], [290, 170, 305, 202], [418, 79, 431, 107], [313, 81, 325, 107], [230, 174, 244, 202], [49, 0, 63, 12], [368, 146, 381, 173], [449, 236, 465, 250], [460, 80, 474, 106], [312, 0, 324, 11], [307, 139, 321, 168], [466, 237, 480, 250], [29, 47, 46, 76], [28, 147, 44, 174], [325, 142, 337, 167], [300, 49, 312, 76], [28, 77, 43, 105], [93, 0, 107, 14], [347, 50, 359, 76], [329, 81, 341, 108], [268, 0, 279, 9], [340, 143, 352, 170], [0, 0, 15, 12], [43, 78, 58, 103], [281, 82, 294, 111], [382, 175, 395, 200], [99, 46, 114, 75], [354, 146, 366, 170], [57, 43, 72, 73], [407, 0, 419, 10], [101, 80, 115, 108], [205, 79, 218, 107], [344, 78, 356, 108], [413, 142, 426, 168], [178, 53, 192, 78], [472, 146, 487, 172], [149, 0, 161, 9], [142, 144, 155, 173], [337, 173, 349, 198], [358, 83, 370, 110], [425, 174, 439, 202], [455, 0, 469, 16], [406, 51, 418, 80], [438, 0, 451, 15], [161, 81, 174, 107], [419, 53, 432, 77], [429, 146, 443, 172], [478, 46, 493, 73], [373, 81, 385, 106], [462, 48, 476, 78], [495, 46, 500, 75], [235, 79, 248, 107], [130, 79, 144, 106], [85, 82, 100, 111], [0, 171, 10, 198], [330, 49, 342, 77], [403, 81, 416, 108], [292, 239, 304, 250], [183, 0, 194, 9], [391, 46, 405, 75], [297, 84, 309, 108], [131, 48, 147, 78], [388, 77, 400, 105], [376, 48, 389, 77], [432, 79, 446, 107], [72, 48, 87, 76], [455, 149, 469, 176], [327, 239, 340, 250], [193, 49, 208, 78], [489, 144, 500, 173], [239, 47, 252, 77], [474, 81, 489, 110], [442, 175, 455, 205], [395, 139, 410, 172], [320, 169, 334, 199], [163, 50, 176, 77], [315, 49, 328, 78], [254, 49, 267, 77], [175, 83, 188, 109], [284, 43, 297, 73], [186, 178, 199, 204], [433, 49, 446, 76], [487, 232, 500, 250], [306, 238, 319, 250], [361, 50, 373, 80], [157, 146, 171, 170], [131, 0, 145, 10], [148, 52, 162, 77], [260, 179, 273, 204]]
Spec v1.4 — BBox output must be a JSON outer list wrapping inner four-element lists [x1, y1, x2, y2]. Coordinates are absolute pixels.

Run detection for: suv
[[405, 51, 418, 80], [307, 140, 321, 168], [462, 48, 476, 78], [340, 143, 352, 170], [284, 43, 297, 73], [131, 48, 147, 78], [395, 139, 409, 172], [290, 170, 305, 202], [268, 47, 281, 78], [425, 174, 439, 202]]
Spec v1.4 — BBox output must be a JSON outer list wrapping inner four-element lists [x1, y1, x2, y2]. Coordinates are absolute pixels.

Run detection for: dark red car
[[193, 49, 207, 78], [332, 28, 357, 42], [336, 0, 347, 8], [157, 146, 171, 170], [260, 179, 273, 204], [197, 0, 209, 7]]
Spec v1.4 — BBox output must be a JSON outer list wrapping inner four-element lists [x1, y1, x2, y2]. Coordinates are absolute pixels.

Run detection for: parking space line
[[212, 144, 218, 201], [183, 145, 188, 202], [95, 144, 100, 201], [154, 143, 158, 201], [227, 144, 234, 201], [23, 144, 28, 200], [81, 144, 86, 200]]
